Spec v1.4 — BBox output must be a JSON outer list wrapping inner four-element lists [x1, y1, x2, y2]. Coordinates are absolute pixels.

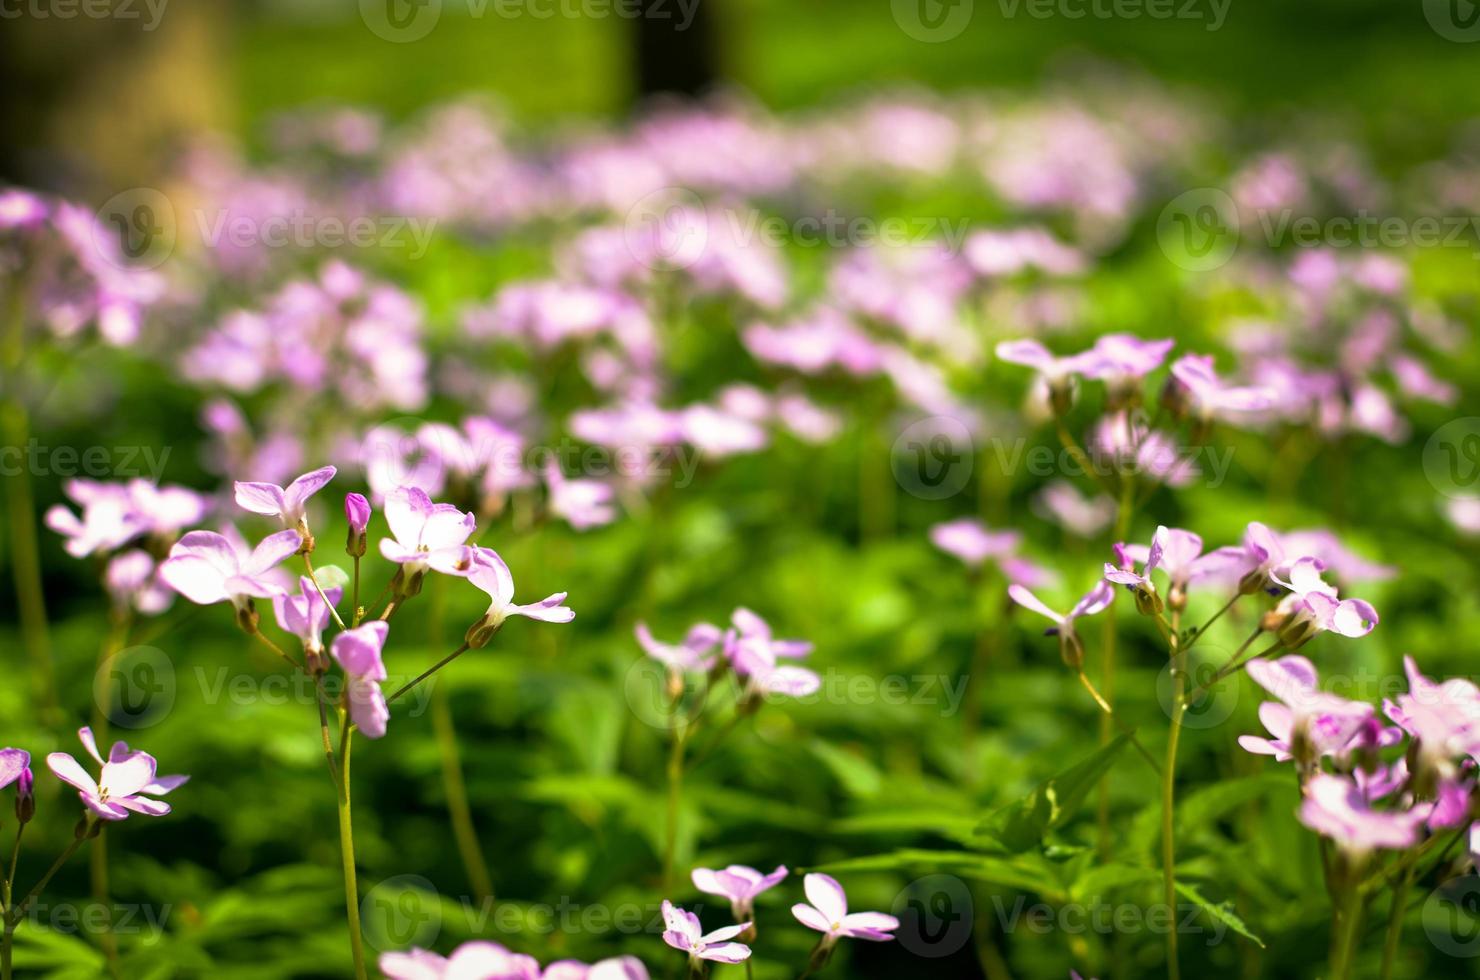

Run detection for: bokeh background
[[3, 2, 1480, 978]]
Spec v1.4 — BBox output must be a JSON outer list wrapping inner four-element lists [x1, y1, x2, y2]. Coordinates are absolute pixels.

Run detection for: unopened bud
[[15, 770, 33, 825], [344, 493, 371, 558]]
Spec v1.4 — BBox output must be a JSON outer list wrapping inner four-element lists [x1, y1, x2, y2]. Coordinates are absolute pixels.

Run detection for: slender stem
[[252, 630, 302, 669], [1379, 866, 1413, 980], [316, 680, 340, 784], [2, 398, 60, 729], [304, 554, 348, 630], [8, 834, 89, 927], [1053, 420, 1117, 498], [663, 723, 686, 891], [1184, 634, 1277, 705], [386, 642, 470, 705], [1074, 672, 1162, 775], [88, 611, 129, 978], [1180, 592, 1241, 653], [1094, 472, 1134, 858], [351, 556, 361, 625], [1162, 632, 1186, 980], [2, 823, 23, 916], [334, 724, 368, 980], [1331, 888, 1366, 980]]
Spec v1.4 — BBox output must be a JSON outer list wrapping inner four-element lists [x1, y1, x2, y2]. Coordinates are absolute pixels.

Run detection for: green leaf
[[808, 849, 1064, 898], [1069, 863, 1161, 903], [1175, 881, 1266, 948], [978, 734, 1131, 852], [1177, 774, 1293, 835]]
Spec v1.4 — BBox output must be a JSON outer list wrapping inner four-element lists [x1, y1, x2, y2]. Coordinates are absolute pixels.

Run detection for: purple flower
[[273, 576, 341, 658], [1384, 657, 1480, 779], [235, 465, 336, 534], [929, 518, 1020, 568], [1033, 480, 1115, 539], [1238, 655, 1377, 766], [994, 338, 1093, 383], [379, 941, 541, 979], [1168, 354, 1275, 420], [1270, 558, 1379, 645], [1008, 580, 1114, 668], [0, 750, 31, 793], [379, 486, 478, 577], [791, 873, 899, 944], [1080, 333, 1175, 385], [465, 547, 574, 641], [160, 528, 301, 609], [660, 900, 751, 964], [331, 622, 390, 739], [1299, 773, 1425, 856], [544, 460, 617, 531], [44, 481, 145, 558], [46, 728, 186, 821], [724, 608, 820, 699], [345, 492, 371, 535], [692, 864, 788, 920], [635, 622, 721, 673], [104, 550, 174, 616]]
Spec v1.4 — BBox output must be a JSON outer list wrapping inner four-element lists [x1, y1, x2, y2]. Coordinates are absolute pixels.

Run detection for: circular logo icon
[[893, 875, 973, 957], [1424, 876, 1480, 957], [362, 419, 447, 498], [1424, 0, 1480, 41], [623, 188, 708, 272], [891, 415, 974, 500], [361, 875, 442, 952], [1156, 188, 1239, 272], [95, 188, 176, 270], [360, 0, 443, 42], [93, 645, 175, 730], [1424, 418, 1480, 500], [891, 0, 974, 42], [1157, 654, 1238, 730]]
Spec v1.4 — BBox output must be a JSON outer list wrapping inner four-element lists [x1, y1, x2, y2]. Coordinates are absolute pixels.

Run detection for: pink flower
[[379, 486, 478, 577], [273, 576, 341, 658], [1299, 773, 1425, 857], [1008, 580, 1114, 667], [791, 873, 899, 944], [1269, 557, 1379, 645], [344, 492, 372, 536], [331, 622, 390, 739], [235, 465, 336, 534], [466, 547, 574, 636], [544, 460, 617, 531], [1384, 656, 1480, 780], [160, 528, 301, 609], [1168, 353, 1275, 420], [379, 941, 540, 979], [929, 518, 1020, 568], [635, 622, 721, 673], [692, 864, 788, 920], [45, 481, 145, 558], [723, 608, 820, 698], [1033, 481, 1114, 539], [0, 750, 31, 793], [104, 550, 174, 616], [660, 900, 751, 964], [46, 728, 186, 821], [994, 338, 1094, 385], [1238, 655, 1377, 766]]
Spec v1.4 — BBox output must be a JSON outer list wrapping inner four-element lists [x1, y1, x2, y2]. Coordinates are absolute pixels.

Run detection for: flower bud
[[1059, 629, 1084, 671], [345, 493, 371, 558], [15, 769, 34, 825], [464, 613, 502, 650], [1132, 586, 1163, 618]]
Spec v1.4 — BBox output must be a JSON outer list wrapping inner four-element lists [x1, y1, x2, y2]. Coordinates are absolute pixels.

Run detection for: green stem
[[1379, 866, 1412, 980], [304, 553, 348, 630], [2, 396, 60, 729], [1162, 639, 1186, 980], [431, 684, 495, 903], [334, 723, 368, 980], [1331, 887, 1366, 980], [386, 642, 470, 705], [8, 833, 89, 928], [663, 724, 686, 891]]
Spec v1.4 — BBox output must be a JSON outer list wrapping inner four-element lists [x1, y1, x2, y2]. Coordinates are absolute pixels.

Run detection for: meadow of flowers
[[3, 54, 1480, 980]]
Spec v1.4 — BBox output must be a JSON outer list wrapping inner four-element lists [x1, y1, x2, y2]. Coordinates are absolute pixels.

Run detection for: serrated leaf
[[1176, 880, 1265, 948], [978, 735, 1131, 852]]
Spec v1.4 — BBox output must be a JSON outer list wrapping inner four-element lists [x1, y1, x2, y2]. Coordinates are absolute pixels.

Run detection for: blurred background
[[4, 2, 1480, 979]]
